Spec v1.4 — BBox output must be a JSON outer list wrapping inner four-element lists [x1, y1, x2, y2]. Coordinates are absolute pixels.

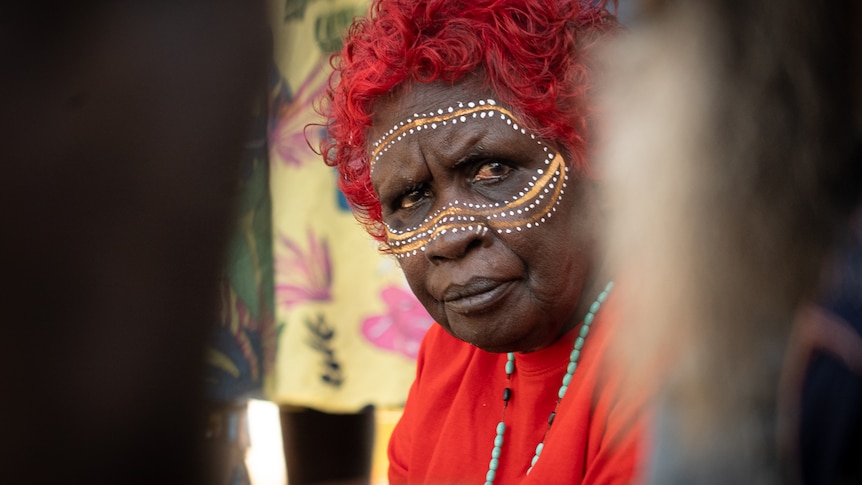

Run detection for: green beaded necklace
[[483, 281, 614, 485]]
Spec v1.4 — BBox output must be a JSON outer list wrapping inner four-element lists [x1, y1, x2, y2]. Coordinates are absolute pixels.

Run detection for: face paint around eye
[[385, 150, 568, 259], [367, 78, 599, 355], [370, 96, 569, 258]]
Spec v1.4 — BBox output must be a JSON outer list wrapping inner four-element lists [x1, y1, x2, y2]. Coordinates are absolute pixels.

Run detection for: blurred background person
[[780, 203, 862, 485], [598, 0, 861, 483]]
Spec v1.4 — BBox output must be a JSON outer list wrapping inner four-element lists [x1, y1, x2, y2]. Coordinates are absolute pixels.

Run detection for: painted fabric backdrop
[[204, 88, 277, 403], [204, 0, 433, 411], [266, 0, 432, 412]]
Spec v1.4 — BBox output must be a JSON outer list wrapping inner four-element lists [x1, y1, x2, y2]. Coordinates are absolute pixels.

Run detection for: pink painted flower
[[270, 57, 330, 168], [361, 286, 434, 359], [275, 230, 332, 308]]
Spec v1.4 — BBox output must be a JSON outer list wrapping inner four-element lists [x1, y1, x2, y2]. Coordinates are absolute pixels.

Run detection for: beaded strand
[[484, 352, 515, 485], [483, 281, 614, 484]]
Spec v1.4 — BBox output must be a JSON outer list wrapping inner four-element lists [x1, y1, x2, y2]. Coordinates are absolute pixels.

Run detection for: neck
[[558, 262, 611, 341]]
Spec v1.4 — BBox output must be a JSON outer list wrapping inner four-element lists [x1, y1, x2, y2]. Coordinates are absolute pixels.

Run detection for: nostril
[[466, 238, 482, 252]]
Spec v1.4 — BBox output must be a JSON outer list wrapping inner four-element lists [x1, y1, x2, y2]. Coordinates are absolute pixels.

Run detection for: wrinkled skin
[[369, 78, 604, 353]]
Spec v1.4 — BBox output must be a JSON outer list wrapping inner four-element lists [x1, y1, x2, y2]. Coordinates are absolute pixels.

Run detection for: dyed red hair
[[320, 0, 617, 239]]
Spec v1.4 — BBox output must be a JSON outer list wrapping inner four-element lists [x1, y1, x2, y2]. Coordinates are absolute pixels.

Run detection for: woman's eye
[[473, 161, 512, 182], [399, 187, 430, 210]]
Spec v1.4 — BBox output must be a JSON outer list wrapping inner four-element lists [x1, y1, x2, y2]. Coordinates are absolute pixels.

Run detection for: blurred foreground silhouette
[[0, 2, 269, 483], [600, 1, 861, 483]]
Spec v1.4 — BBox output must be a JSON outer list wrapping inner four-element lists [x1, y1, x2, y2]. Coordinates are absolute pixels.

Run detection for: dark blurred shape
[[280, 406, 376, 485], [0, 1, 269, 483], [799, 207, 862, 485]]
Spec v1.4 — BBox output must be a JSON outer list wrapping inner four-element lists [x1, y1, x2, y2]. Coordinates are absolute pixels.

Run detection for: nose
[[424, 218, 490, 263]]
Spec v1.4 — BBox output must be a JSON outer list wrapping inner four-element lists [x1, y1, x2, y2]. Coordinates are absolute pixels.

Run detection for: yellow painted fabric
[[266, 0, 432, 412]]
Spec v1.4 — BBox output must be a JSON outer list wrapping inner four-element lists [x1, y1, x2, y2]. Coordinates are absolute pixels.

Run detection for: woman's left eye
[[472, 161, 512, 183]]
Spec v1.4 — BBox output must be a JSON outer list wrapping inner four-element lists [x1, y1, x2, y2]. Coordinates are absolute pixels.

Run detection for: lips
[[441, 278, 516, 315]]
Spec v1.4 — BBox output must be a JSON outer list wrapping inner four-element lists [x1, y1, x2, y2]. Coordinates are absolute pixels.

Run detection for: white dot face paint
[[370, 100, 569, 259], [371, 100, 503, 171], [366, 79, 596, 354], [383, 155, 567, 258]]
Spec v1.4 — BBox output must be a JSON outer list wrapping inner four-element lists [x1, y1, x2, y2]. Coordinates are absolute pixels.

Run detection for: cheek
[[397, 257, 435, 302], [396, 256, 454, 327], [504, 229, 566, 282], [485, 153, 568, 236], [504, 192, 594, 291]]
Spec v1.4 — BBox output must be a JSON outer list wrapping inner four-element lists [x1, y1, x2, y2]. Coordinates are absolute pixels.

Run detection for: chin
[[462, 336, 520, 354], [445, 318, 549, 354]]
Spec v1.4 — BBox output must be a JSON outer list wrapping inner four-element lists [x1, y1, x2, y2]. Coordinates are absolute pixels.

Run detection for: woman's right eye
[[398, 187, 431, 210]]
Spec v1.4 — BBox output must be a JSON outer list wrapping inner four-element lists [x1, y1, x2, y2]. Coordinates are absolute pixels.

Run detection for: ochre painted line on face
[[384, 153, 568, 258], [370, 99, 521, 169]]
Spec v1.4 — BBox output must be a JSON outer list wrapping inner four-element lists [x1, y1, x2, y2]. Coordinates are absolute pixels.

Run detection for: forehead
[[367, 79, 543, 186]]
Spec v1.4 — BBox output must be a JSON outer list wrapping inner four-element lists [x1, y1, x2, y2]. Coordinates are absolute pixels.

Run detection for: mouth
[[441, 278, 516, 315]]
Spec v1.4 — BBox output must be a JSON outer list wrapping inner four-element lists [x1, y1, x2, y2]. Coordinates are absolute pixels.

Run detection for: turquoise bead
[[483, 280, 613, 485], [579, 324, 590, 338], [574, 336, 584, 350]]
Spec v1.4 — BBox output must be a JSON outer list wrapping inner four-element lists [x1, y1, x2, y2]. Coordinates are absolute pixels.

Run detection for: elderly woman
[[321, 0, 646, 483]]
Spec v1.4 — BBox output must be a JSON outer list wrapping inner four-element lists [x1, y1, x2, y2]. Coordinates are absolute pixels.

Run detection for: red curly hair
[[320, 0, 617, 240]]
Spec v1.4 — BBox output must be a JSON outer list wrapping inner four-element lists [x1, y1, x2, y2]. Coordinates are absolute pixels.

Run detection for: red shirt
[[388, 297, 648, 484]]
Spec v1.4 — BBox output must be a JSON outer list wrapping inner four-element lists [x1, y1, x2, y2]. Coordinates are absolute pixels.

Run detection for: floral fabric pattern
[[266, 0, 432, 412]]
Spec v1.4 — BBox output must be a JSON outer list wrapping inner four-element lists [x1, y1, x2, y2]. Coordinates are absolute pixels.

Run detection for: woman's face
[[368, 79, 599, 353]]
